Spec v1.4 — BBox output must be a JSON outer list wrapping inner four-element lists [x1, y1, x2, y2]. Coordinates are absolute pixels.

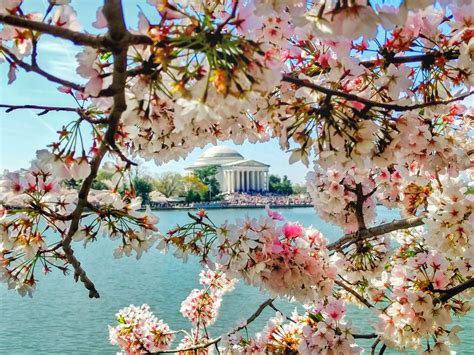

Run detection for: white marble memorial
[[185, 146, 270, 193]]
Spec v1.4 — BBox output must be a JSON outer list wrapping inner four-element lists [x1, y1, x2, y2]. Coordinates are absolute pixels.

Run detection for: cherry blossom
[[0, 0, 473, 353], [108, 304, 174, 353]]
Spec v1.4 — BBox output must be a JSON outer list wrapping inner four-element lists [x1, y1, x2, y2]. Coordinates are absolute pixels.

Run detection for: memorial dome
[[192, 146, 244, 167]]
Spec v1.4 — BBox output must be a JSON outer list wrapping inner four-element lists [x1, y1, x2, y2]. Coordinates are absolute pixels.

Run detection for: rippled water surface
[[1, 207, 473, 354]]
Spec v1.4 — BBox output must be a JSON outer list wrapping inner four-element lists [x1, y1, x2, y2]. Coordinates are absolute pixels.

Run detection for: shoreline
[[147, 203, 313, 211]]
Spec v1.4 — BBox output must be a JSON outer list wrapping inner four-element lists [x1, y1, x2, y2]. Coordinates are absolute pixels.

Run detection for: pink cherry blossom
[[282, 222, 303, 238]]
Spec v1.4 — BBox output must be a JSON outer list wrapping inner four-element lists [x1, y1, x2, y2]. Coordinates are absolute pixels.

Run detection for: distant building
[[185, 146, 270, 193]]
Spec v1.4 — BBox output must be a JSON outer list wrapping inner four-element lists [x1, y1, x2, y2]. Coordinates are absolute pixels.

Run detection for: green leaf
[[308, 312, 323, 323], [99, 52, 112, 61], [401, 249, 417, 258]]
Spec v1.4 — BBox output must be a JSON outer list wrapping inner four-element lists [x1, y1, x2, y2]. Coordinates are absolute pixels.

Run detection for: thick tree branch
[[60, 0, 130, 298], [0, 13, 108, 48], [282, 75, 473, 112], [328, 216, 424, 251], [1, 46, 84, 91], [354, 183, 367, 231], [438, 278, 474, 303], [155, 298, 274, 354]]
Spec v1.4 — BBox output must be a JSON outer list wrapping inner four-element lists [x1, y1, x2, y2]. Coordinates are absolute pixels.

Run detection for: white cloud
[[37, 38, 82, 81]]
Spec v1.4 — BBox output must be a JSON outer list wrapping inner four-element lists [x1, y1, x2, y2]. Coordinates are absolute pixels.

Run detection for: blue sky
[[0, 0, 309, 183]]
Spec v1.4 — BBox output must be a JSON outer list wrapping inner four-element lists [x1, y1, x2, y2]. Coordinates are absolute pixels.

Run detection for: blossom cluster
[[214, 215, 336, 302], [424, 177, 473, 259], [160, 209, 336, 303], [110, 268, 235, 353], [367, 231, 473, 353], [108, 304, 174, 354], [306, 166, 377, 233], [181, 267, 235, 327], [331, 234, 390, 284], [0, 152, 160, 295], [224, 298, 362, 354]]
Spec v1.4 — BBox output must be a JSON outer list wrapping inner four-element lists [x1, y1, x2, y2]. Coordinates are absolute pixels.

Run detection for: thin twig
[[0, 104, 78, 114], [371, 337, 381, 355], [215, 0, 239, 33], [0, 104, 109, 124], [306, 50, 460, 76], [0, 12, 154, 49], [360, 50, 459, 68], [1, 46, 84, 91], [40, 242, 63, 254], [268, 301, 296, 323], [155, 298, 274, 354], [335, 279, 373, 308], [107, 140, 137, 166], [353, 333, 378, 339]]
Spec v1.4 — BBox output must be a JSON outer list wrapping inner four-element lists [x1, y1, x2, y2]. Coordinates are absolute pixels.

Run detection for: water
[[0, 207, 472, 354]]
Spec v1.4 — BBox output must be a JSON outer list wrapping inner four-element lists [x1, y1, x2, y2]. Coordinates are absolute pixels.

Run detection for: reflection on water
[[0, 207, 472, 354]]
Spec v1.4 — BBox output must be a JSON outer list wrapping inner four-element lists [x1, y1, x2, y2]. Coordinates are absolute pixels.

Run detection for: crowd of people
[[148, 193, 312, 209], [222, 192, 312, 207]]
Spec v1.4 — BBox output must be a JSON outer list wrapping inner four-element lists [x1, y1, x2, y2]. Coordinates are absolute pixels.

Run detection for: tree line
[[87, 166, 305, 204]]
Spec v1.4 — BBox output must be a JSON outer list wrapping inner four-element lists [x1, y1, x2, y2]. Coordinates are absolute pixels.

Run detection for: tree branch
[[60, 0, 130, 298], [371, 337, 381, 355], [282, 75, 473, 112], [354, 183, 367, 231], [353, 333, 378, 339], [215, 0, 239, 33], [438, 278, 474, 303], [302, 50, 459, 78], [0, 104, 109, 124], [1, 46, 84, 91], [0, 104, 79, 114], [0, 13, 108, 48], [335, 279, 374, 308], [360, 50, 459, 69], [328, 216, 424, 251], [155, 298, 274, 354]]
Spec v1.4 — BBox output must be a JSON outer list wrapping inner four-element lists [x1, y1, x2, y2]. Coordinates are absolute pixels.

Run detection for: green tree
[[132, 176, 153, 204], [62, 179, 81, 190], [154, 172, 184, 197], [292, 183, 307, 194], [279, 175, 293, 195], [268, 174, 281, 193], [268, 174, 293, 195], [193, 166, 220, 201], [185, 189, 202, 203]]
